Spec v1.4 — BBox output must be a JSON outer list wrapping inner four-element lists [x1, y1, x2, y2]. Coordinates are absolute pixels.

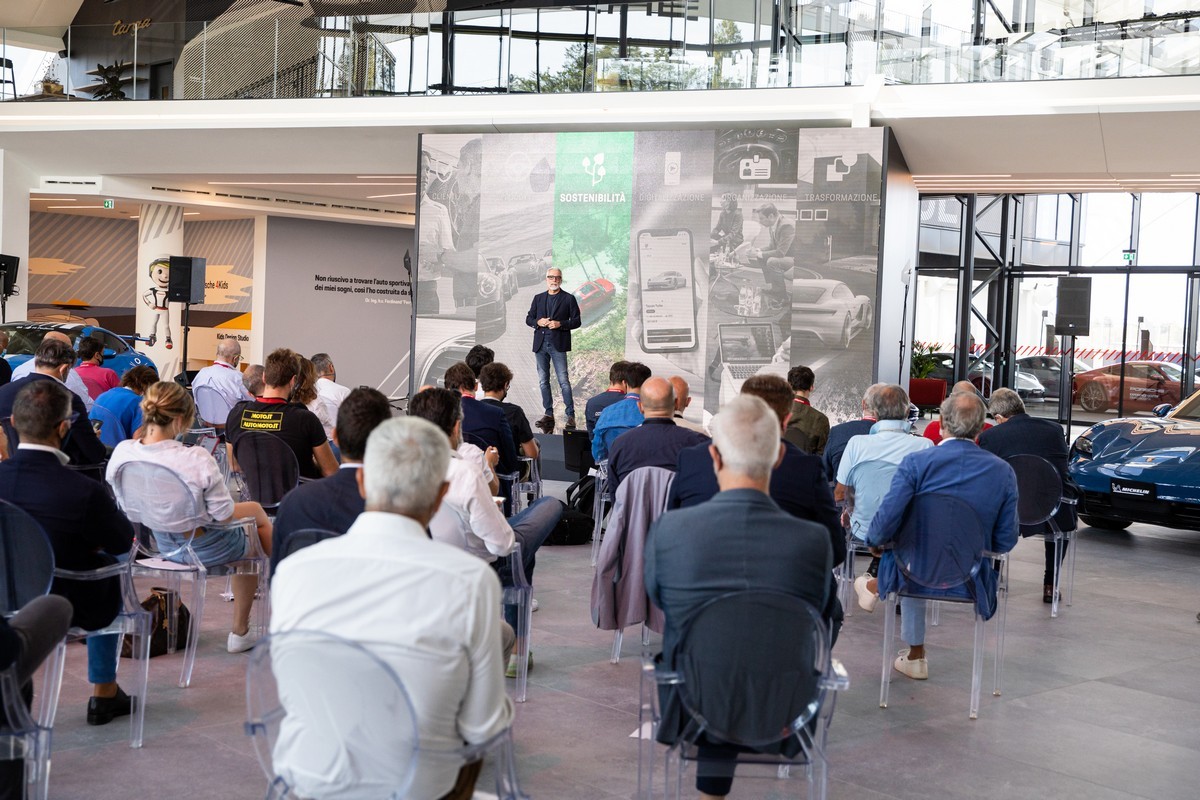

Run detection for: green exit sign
[[102, 199, 115, 209], [1122, 249, 1136, 262]]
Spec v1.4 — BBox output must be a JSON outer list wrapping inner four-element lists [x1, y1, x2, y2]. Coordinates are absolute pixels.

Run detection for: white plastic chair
[[245, 630, 528, 800], [192, 384, 229, 432], [110, 460, 267, 688]]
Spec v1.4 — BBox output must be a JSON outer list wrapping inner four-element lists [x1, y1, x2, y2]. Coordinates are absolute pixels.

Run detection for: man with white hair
[[190, 338, 253, 429], [271, 416, 513, 800], [645, 394, 834, 800]]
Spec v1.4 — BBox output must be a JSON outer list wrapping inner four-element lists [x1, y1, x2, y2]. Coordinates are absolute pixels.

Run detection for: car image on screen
[[646, 270, 687, 290], [791, 279, 872, 349]]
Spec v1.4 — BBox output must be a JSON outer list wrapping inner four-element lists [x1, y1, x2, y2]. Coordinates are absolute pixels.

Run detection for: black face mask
[[56, 419, 73, 452]]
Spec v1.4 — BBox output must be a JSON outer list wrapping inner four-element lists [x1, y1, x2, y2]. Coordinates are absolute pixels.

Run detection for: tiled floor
[[41, 480, 1200, 799]]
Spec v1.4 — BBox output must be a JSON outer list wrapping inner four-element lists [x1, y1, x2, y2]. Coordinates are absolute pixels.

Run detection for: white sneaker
[[530, 598, 539, 612], [893, 648, 928, 680], [227, 627, 261, 654], [854, 574, 878, 612]]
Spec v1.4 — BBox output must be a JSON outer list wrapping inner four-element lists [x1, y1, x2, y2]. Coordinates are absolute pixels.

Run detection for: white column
[[0, 151, 34, 323], [137, 203, 185, 380]]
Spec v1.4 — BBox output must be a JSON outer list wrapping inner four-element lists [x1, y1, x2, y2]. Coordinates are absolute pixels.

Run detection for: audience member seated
[[784, 366, 829, 455], [191, 340, 253, 429], [290, 356, 335, 443], [271, 416, 514, 800], [271, 387, 393, 574], [668, 376, 707, 434], [0, 339, 105, 467], [479, 363, 540, 462], [311, 352, 351, 437], [608, 377, 708, 490], [835, 384, 932, 612], [242, 363, 265, 397], [591, 362, 651, 462], [11, 331, 93, 410], [90, 365, 158, 448], [823, 396, 878, 483], [74, 336, 119, 401], [922, 380, 992, 444], [465, 344, 495, 382], [444, 362, 518, 477], [979, 387, 1079, 604], [0, 331, 10, 387], [225, 348, 338, 481], [411, 389, 563, 620], [0, 595, 73, 797], [0, 380, 135, 726], [863, 392, 1018, 680], [645, 394, 834, 800], [108, 381, 274, 653], [584, 360, 629, 434]]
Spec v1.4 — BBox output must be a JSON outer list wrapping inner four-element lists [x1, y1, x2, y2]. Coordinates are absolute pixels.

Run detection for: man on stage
[[526, 267, 581, 434]]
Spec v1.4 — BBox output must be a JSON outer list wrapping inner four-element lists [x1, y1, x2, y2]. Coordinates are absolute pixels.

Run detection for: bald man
[[922, 380, 992, 444], [607, 376, 709, 490], [191, 339, 253, 428], [668, 376, 707, 435], [10, 331, 93, 410]]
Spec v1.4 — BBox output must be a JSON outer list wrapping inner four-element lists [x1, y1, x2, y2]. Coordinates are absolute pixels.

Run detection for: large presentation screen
[[413, 127, 885, 427]]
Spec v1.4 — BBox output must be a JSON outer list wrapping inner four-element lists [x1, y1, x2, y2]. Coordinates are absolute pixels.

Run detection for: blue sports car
[[1069, 389, 1200, 531], [2, 322, 157, 379]]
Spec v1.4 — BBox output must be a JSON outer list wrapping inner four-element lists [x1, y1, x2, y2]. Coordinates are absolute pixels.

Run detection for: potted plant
[[92, 62, 127, 101], [909, 341, 939, 379], [40, 59, 63, 95], [908, 342, 946, 414]]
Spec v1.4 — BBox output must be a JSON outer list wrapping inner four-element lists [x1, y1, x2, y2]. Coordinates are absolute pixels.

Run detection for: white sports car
[[791, 279, 872, 348]]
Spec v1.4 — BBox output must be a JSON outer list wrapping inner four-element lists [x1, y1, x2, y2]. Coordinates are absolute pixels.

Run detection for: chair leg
[[27, 728, 52, 800], [811, 753, 828, 800], [589, 492, 606, 568], [514, 589, 531, 703], [880, 593, 896, 708], [930, 600, 940, 627], [611, 629, 624, 664], [1051, 534, 1063, 619], [840, 543, 855, 619], [641, 624, 650, 647], [36, 642, 68, 728], [220, 574, 234, 602], [993, 563, 1009, 699], [970, 613, 985, 720], [1065, 530, 1077, 607], [180, 570, 207, 689], [127, 613, 152, 749]]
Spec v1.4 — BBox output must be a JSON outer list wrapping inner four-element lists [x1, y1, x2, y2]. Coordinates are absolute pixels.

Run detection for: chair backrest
[[1006, 454, 1062, 527], [562, 428, 595, 477], [674, 590, 829, 749], [0, 500, 55, 615], [892, 493, 987, 590], [110, 460, 203, 534], [611, 466, 675, 533], [233, 432, 300, 508], [192, 384, 229, 429], [245, 630, 420, 800], [275, 528, 339, 564], [90, 402, 129, 448]]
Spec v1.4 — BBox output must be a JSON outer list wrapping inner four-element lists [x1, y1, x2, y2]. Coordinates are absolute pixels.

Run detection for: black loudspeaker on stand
[[168, 257, 207, 386], [0, 254, 20, 324]]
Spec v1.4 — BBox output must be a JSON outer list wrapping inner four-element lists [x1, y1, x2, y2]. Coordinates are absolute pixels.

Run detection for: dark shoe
[[87, 687, 132, 726], [1043, 585, 1058, 604], [535, 415, 554, 433], [564, 417, 577, 430]]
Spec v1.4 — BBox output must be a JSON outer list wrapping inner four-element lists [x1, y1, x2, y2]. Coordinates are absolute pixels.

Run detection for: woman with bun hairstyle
[[106, 381, 272, 653]]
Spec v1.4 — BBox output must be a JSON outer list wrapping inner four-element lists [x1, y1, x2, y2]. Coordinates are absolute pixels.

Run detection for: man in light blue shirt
[[591, 362, 650, 462], [834, 383, 931, 611]]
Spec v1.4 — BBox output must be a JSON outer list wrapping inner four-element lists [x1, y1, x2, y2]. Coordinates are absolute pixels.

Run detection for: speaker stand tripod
[[180, 302, 193, 387]]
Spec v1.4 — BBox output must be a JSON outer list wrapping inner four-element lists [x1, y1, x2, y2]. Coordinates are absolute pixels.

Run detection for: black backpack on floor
[[546, 476, 595, 545]]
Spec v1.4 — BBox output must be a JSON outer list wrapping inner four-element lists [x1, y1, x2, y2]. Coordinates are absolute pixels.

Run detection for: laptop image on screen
[[718, 322, 776, 386]]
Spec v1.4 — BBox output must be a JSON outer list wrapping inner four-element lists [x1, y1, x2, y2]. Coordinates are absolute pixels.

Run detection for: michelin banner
[[414, 127, 889, 428]]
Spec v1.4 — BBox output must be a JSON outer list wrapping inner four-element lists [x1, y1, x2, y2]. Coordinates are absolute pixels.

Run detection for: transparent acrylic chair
[[110, 460, 267, 688], [501, 542, 533, 703], [877, 493, 1009, 719], [638, 590, 848, 800], [589, 459, 612, 567], [232, 432, 301, 515], [191, 384, 228, 432], [1006, 454, 1077, 618], [0, 501, 61, 799], [178, 425, 234, 600], [245, 630, 528, 800], [272, 527, 339, 574], [41, 553, 153, 749], [510, 455, 543, 515]]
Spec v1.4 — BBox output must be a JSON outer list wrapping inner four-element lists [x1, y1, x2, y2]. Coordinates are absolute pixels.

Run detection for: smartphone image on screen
[[637, 229, 698, 352]]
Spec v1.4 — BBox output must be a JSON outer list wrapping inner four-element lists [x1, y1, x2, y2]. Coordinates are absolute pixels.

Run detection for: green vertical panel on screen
[[552, 132, 635, 290]]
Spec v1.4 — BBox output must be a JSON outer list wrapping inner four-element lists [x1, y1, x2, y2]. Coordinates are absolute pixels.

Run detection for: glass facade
[[5, 1, 1200, 101], [918, 191, 1200, 426]]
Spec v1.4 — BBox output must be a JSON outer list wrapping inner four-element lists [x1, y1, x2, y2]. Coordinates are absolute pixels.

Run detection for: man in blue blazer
[[865, 391, 1018, 681], [978, 388, 1078, 603], [646, 394, 833, 799], [0, 380, 134, 726], [271, 387, 393, 575], [525, 266, 581, 433]]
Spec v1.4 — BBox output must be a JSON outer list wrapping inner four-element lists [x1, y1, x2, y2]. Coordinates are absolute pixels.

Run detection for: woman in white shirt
[[106, 381, 273, 653]]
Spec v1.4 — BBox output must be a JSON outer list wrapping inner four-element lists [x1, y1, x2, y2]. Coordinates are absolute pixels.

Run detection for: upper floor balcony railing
[[3, 1, 1200, 103]]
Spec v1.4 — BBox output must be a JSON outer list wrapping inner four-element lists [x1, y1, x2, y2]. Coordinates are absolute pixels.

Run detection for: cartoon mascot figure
[[143, 256, 173, 349]]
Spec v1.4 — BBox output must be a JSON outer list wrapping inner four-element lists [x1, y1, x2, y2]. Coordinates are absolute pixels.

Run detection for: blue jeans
[[535, 339, 574, 418], [901, 597, 926, 647], [496, 498, 565, 628], [87, 634, 120, 684]]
